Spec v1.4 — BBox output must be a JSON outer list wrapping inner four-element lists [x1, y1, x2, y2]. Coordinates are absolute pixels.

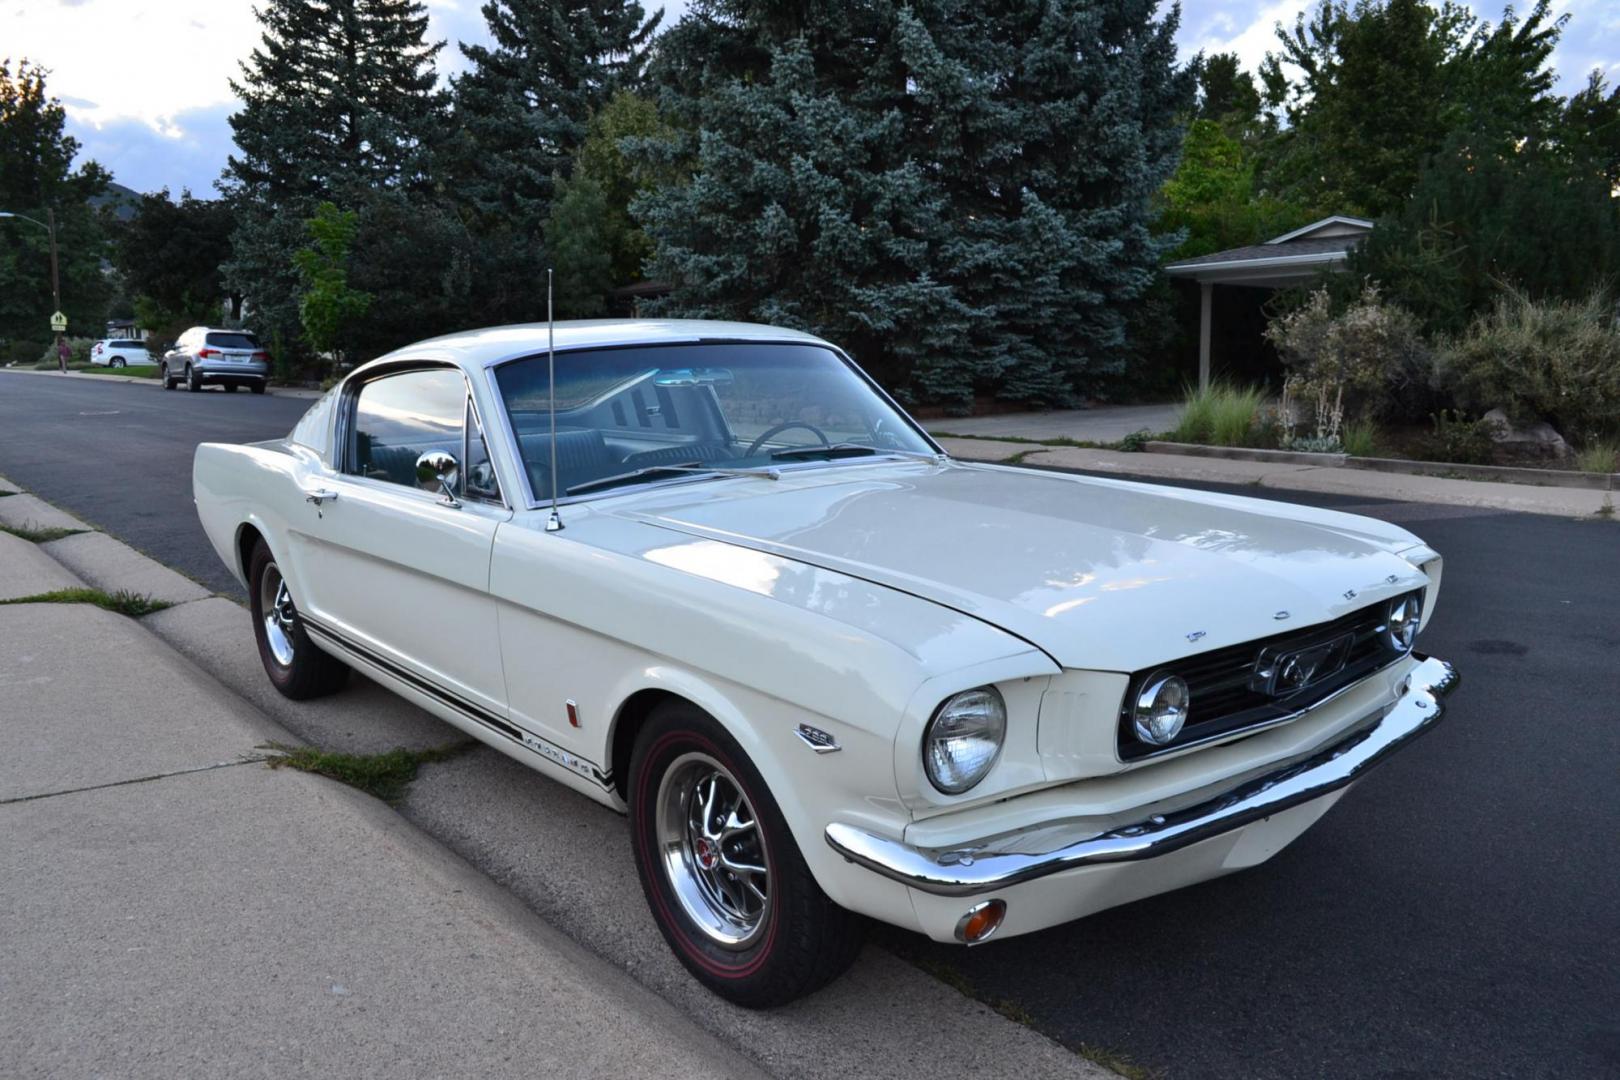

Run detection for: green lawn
[[76, 364, 161, 379]]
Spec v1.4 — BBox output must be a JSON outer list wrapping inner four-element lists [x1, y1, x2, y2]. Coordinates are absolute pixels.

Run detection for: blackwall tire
[[247, 541, 349, 700], [629, 701, 863, 1007]]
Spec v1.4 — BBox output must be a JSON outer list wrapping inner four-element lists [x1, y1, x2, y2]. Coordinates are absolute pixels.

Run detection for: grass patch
[[0, 521, 85, 543], [1575, 441, 1618, 474], [264, 741, 475, 802], [1341, 419, 1381, 457], [1078, 1044, 1160, 1080], [0, 586, 171, 617], [1169, 382, 1267, 447], [76, 364, 160, 378]]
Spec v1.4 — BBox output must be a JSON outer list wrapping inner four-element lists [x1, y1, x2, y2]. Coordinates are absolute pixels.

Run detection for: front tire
[[224, 383, 238, 393], [247, 541, 348, 700], [250, 382, 266, 395], [161, 363, 173, 390], [629, 702, 863, 1007]]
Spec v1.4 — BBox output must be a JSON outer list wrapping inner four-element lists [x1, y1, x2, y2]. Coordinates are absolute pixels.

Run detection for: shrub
[[1267, 284, 1434, 438], [1438, 290, 1620, 445], [1576, 441, 1618, 474], [1341, 420, 1380, 457], [1170, 383, 1266, 447], [5, 339, 44, 365], [1423, 410, 1499, 465]]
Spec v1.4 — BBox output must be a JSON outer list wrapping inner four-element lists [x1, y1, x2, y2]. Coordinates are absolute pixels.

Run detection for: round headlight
[[1386, 594, 1421, 652], [1134, 673, 1189, 746], [923, 687, 1007, 795]]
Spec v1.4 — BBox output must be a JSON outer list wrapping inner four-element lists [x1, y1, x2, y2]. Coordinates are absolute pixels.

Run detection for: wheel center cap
[[694, 837, 718, 869]]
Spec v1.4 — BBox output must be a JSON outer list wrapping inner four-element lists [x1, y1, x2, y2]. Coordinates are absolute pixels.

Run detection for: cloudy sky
[[5, 0, 1617, 197]]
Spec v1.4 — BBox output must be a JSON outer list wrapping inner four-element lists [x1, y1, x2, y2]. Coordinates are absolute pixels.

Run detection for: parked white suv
[[90, 339, 154, 367]]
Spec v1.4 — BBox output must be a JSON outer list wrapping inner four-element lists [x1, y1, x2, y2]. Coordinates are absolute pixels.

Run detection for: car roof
[[356, 319, 836, 377]]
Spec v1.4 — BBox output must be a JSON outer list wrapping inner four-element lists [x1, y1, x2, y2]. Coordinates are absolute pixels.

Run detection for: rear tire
[[247, 541, 349, 700], [112, 357, 125, 368], [186, 364, 201, 392], [628, 701, 864, 1007]]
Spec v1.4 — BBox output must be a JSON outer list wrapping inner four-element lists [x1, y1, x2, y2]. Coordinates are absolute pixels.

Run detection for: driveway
[[925, 402, 1179, 443], [1, 372, 1615, 1079]]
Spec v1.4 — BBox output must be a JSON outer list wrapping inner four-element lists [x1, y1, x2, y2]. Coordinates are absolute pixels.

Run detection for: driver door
[[285, 363, 511, 720]]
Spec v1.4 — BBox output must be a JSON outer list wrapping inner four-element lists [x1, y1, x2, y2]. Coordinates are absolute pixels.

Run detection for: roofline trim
[[1164, 250, 1352, 277], [1264, 215, 1374, 245]]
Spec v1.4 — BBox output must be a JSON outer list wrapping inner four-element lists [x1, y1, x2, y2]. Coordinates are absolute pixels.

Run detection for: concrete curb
[[1144, 440, 1618, 491], [0, 366, 324, 398], [0, 492, 93, 533]]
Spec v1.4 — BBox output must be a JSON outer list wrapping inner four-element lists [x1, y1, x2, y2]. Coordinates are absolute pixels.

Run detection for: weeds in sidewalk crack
[[0, 586, 170, 617], [261, 741, 476, 802], [0, 521, 86, 543]]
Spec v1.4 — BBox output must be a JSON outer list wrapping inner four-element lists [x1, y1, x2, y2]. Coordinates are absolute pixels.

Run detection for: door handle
[[304, 488, 339, 507]]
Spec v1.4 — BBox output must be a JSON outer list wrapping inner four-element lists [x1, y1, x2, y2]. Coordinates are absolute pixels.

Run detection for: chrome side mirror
[[415, 450, 461, 507]]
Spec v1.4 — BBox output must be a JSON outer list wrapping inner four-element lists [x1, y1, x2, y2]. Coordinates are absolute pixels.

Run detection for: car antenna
[[545, 268, 564, 533]]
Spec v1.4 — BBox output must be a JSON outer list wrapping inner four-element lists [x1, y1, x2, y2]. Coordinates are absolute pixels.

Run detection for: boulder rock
[[1482, 407, 1571, 461]]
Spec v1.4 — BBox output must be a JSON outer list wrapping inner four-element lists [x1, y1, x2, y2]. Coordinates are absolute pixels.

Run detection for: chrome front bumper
[[827, 654, 1459, 898]]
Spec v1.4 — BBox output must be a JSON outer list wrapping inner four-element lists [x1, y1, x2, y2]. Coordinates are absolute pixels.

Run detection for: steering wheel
[[745, 421, 831, 457]]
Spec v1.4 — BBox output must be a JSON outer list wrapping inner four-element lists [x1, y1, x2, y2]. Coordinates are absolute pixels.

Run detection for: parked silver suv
[[161, 328, 270, 393]]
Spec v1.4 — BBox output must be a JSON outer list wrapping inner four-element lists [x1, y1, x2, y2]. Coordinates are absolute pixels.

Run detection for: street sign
[[49, 311, 67, 332]]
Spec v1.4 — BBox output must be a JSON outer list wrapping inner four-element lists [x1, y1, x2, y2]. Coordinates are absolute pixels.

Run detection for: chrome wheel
[[655, 752, 771, 949], [258, 562, 298, 667]]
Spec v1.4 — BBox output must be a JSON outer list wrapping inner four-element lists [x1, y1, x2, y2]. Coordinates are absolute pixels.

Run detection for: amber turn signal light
[[954, 899, 1007, 944]]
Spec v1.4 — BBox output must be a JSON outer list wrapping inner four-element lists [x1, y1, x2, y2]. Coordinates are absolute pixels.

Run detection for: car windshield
[[206, 332, 259, 349], [494, 342, 935, 500]]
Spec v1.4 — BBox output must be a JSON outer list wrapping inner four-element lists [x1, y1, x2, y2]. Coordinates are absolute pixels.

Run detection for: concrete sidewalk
[[0, 511, 760, 1078], [936, 438, 1618, 520]]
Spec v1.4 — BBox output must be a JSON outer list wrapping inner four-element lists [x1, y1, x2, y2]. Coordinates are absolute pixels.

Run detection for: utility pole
[[47, 207, 63, 371]]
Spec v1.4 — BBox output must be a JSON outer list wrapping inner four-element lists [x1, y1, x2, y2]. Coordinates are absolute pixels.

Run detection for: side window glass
[[464, 398, 502, 503], [347, 368, 466, 489]]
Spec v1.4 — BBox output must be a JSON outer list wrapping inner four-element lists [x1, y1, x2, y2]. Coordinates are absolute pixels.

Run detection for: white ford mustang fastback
[[194, 320, 1458, 1006]]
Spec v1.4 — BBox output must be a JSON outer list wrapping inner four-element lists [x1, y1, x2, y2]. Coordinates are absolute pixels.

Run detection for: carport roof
[[1164, 216, 1373, 288]]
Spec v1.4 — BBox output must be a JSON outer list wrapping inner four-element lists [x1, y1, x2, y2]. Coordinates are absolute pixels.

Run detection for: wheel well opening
[[610, 689, 681, 802], [236, 523, 265, 585]]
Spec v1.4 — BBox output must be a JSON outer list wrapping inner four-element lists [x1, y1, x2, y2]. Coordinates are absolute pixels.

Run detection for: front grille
[[1116, 592, 1421, 761]]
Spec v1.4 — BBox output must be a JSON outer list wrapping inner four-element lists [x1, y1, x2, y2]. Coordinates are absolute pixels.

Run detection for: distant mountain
[[89, 181, 143, 222]]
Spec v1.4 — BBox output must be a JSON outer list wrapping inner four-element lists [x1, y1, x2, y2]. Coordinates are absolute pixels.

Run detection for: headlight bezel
[[922, 685, 1008, 795], [1385, 592, 1422, 653], [1132, 671, 1190, 746]]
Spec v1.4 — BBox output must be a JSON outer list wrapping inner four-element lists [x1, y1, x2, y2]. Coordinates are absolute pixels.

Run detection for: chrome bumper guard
[[826, 654, 1459, 898]]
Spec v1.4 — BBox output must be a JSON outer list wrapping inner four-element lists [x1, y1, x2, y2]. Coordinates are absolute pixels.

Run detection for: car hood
[[614, 460, 1432, 672]]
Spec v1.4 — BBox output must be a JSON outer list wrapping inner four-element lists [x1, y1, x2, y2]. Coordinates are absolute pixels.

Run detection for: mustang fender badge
[[795, 724, 840, 753]]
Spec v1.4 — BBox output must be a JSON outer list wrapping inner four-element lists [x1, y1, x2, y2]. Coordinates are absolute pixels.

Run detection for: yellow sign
[[49, 311, 67, 332]]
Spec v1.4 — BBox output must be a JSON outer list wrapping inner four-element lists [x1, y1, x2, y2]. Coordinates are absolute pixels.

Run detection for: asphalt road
[[0, 372, 313, 596], [3, 371, 1616, 1079]]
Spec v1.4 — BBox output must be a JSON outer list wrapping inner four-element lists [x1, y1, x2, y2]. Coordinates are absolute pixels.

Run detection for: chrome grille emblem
[[1250, 633, 1354, 697]]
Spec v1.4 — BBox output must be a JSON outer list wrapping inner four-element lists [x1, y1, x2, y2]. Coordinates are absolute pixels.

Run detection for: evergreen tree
[[446, 0, 659, 324], [1560, 70, 1620, 191], [1351, 132, 1620, 336], [0, 59, 112, 344], [221, 0, 446, 361], [638, 0, 1192, 409]]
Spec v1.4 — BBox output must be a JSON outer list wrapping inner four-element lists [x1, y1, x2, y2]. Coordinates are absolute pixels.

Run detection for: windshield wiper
[[768, 443, 945, 463], [565, 461, 779, 496]]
